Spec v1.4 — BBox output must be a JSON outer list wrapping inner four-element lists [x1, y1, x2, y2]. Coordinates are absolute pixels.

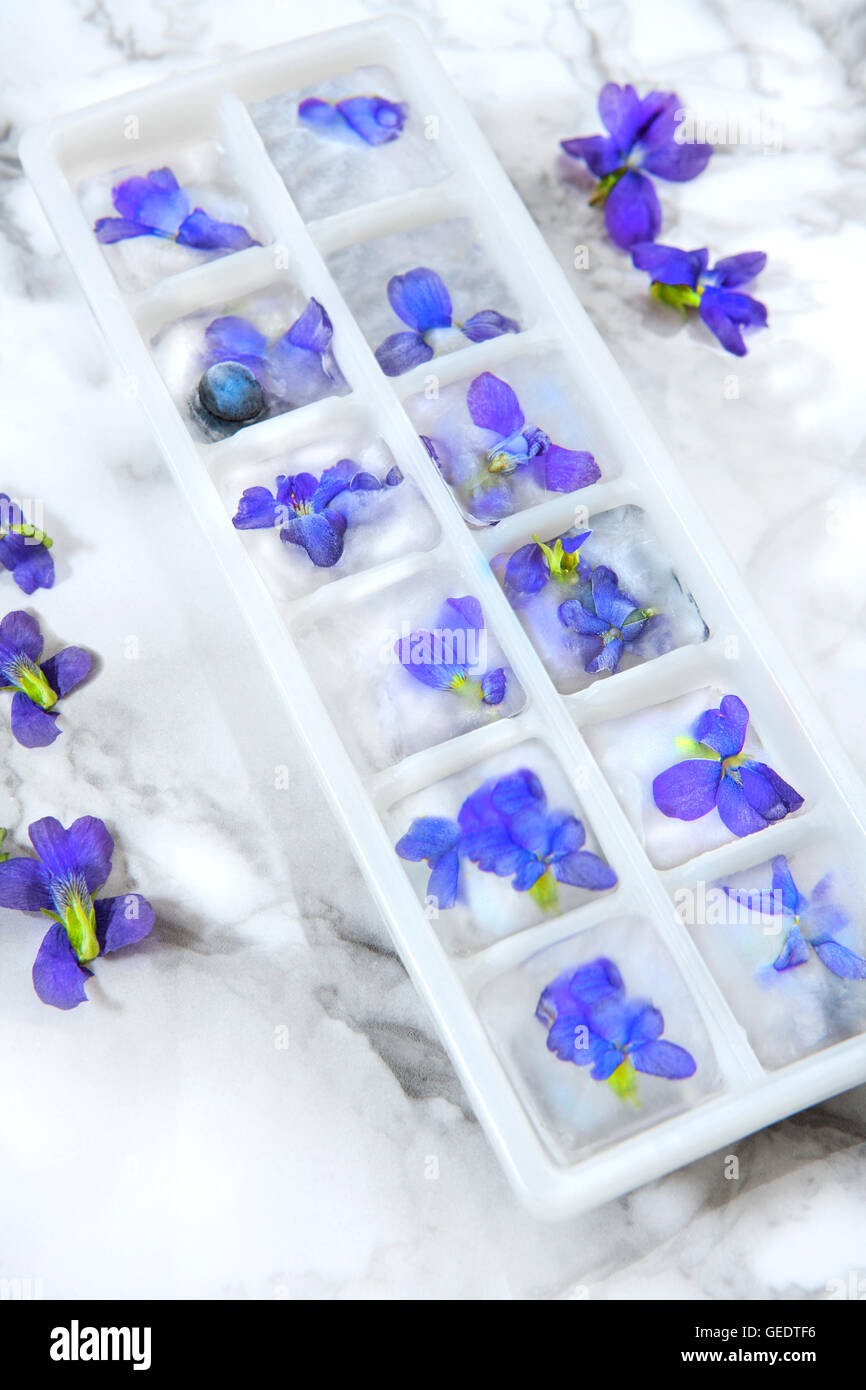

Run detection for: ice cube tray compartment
[[22, 16, 866, 1220], [475, 915, 725, 1165]]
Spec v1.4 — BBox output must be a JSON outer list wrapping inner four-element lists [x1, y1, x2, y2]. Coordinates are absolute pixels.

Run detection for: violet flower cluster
[[536, 955, 696, 1102], [561, 83, 767, 355], [396, 767, 616, 913], [505, 528, 658, 676]]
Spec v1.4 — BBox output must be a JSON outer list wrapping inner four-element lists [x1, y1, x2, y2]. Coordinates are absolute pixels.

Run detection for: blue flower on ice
[[631, 243, 768, 357], [395, 767, 616, 913], [299, 94, 408, 146], [0, 610, 91, 749], [558, 564, 657, 674], [653, 694, 803, 838], [536, 955, 697, 1102], [0, 815, 154, 1009], [233, 458, 402, 567], [393, 817, 463, 911], [450, 372, 600, 522], [0, 495, 54, 595], [458, 768, 617, 909], [197, 298, 346, 426], [723, 855, 866, 981], [503, 529, 592, 605], [395, 595, 506, 706], [560, 84, 712, 249], [375, 267, 520, 376], [93, 167, 258, 252]]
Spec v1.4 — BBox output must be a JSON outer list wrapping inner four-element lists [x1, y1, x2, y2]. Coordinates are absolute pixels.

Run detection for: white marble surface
[[1, 0, 865, 1300]]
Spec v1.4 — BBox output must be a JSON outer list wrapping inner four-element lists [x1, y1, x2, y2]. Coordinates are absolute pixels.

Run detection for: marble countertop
[[1, 0, 865, 1300]]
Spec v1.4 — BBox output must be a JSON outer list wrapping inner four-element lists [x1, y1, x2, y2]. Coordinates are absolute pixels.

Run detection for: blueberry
[[198, 361, 265, 423]]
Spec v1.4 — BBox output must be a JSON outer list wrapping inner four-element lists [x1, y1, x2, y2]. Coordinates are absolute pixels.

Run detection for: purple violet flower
[[197, 298, 346, 427], [503, 529, 592, 606], [0, 611, 91, 749], [653, 694, 803, 838], [395, 767, 616, 913], [233, 458, 402, 568], [558, 564, 657, 674], [395, 595, 506, 706], [375, 267, 519, 376], [0, 816, 154, 1009], [0, 495, 54, 595], [299, 95, 408, 146], [460, 372, 600, 520], [723, 855, 866, 980], [536, 955, 697, 1101], [631, 243, 768, 356], [458, 767, 616, 911], [561, 83, 712, 249], [93, 167, 258, 252]]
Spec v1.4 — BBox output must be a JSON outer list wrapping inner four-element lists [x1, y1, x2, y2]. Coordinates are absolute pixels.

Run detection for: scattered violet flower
[[503, 529, 592, 606], [0, 495, 54, 595], [374, 267, 520, 376], [560, 83, 712, 249], [395, 767, 617, 914], [723, 856, 866, 981], [558, 564, 657, 674], [631, 243, 768, 356], [0, 611, 91, 749], [232, 458, 402, 567], [536, 955, 697, 1103], [197, 298, 346, 427], [0, 816, 154, 1010], [653, 694, 803, 838], [93, 167, 258, 252], [395, 595, 506, 706], [299, 94, 408, 146], [457, 372, 600, 521]]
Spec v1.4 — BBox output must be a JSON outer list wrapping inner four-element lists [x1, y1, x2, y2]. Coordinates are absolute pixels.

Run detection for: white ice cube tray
[[22, 16, 866, 1219]]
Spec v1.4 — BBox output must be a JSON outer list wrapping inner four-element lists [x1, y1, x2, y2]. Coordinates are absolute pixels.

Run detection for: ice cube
[[386, 740, 617, 955], [584, 686, 804, 869], [215, 433, 441, 602], [676, 841, 866, 1068], [79, 144, 261, 294], [404, 352, 611, 526], [327, 216, 522, 371], [492, 504, 708, 692], [477, 915, 721, 1162], [149, 284, 350, 442], [293, 567, 525, 773], [249, 65, 449, 222]]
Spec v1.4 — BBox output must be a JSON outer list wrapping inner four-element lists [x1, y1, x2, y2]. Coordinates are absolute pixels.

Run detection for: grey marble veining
[[0, 0, 864, 1300]]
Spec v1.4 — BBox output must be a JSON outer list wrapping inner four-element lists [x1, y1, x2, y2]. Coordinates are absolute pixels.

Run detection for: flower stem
[[528, 867, 559, 913], [607, 1057, 641, 1106]]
